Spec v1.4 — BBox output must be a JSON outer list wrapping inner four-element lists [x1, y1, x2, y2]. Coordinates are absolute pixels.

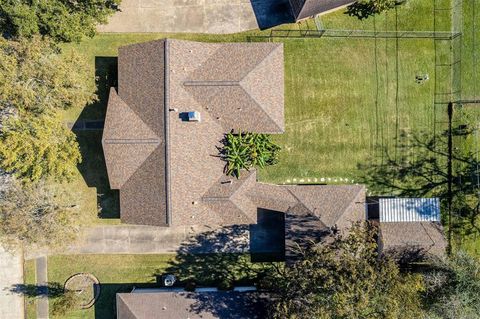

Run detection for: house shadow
[[249, 208, 285, 262], [250, 0, 295, 29], [73, 56, 119, 219], [93, 282, 159, 319]]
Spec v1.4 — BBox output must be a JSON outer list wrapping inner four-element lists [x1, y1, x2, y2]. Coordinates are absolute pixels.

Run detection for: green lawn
[[24, 260, 36, 319], [45, 254, 175, 318], [23, 253, 268, 319]]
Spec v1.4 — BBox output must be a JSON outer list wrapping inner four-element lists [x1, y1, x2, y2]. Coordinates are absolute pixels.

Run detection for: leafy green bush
[[0, 0, 120, 42], [221, 132, 281, 178]]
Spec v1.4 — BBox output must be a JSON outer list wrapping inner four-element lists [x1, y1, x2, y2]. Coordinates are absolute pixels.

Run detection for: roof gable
[[183, 43, 284, 133], [102, 88, 162, 189], [286, 185, 365, 227]]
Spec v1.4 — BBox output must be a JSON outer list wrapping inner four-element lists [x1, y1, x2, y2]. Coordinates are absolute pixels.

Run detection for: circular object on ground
[[64, 273, 100, 309]]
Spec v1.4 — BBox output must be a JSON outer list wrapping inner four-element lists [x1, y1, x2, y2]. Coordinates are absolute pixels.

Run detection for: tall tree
[[0, 36, 95, 183], [424, 251, 480, 319], [266, 223, 425, 319], [0, 114, 81, 183], [0, 179, 81, 250], [0, 36, 95, 114], [0, 0, 120, 42]]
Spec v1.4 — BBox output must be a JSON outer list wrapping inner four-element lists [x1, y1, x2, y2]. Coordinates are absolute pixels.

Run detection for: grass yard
[[23, 253, 269, 319], [24, 260, 36, 319], [260, 36, 444, 184], [45, 255, 174, 319]]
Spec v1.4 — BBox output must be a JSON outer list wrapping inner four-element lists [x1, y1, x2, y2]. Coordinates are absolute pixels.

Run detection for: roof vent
[[188, 111, 201, 122]]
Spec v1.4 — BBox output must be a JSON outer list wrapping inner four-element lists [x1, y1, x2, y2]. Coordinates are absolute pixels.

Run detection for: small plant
[[221, 132, 281, 178]]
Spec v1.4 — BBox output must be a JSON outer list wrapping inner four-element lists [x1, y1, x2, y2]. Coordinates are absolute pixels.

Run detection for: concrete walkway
[[97, 0, 294, 33], [35, 257, 49, 319], [26, 225, 250, 259], [0, 246, 24, 319]]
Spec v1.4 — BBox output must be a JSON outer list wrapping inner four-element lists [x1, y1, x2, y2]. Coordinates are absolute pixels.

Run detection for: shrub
[[221, 132, 281, 178]]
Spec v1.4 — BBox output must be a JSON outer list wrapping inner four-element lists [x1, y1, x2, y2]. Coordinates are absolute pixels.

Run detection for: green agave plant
[[222, 132, 281, 178]]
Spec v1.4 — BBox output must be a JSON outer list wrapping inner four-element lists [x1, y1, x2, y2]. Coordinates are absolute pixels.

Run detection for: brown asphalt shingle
[[103, 39, 285, 227], [167, 39, 284, 226], [379, 222, 447, 258], [289, 0, 354, 21], [116, 291, 268, 319], [102, 40, 168, 226]]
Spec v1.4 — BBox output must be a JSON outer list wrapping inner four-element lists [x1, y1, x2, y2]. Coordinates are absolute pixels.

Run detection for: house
[[288, 0, 355, 21], [102, 39, 446, 259], [102, 39, 284, 227], [117, 288, 268, 319]]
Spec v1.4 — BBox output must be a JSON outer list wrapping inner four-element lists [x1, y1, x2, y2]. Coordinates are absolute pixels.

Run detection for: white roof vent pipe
[[188, 111, 201, 122]]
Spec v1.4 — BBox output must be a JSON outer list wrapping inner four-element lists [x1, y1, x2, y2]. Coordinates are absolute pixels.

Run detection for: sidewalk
[[36, 256, 49, 319], [0, 246, 24, 319]]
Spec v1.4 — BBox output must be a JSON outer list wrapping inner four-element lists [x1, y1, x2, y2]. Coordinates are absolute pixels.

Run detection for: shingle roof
[[102, 89, 161, 189], [102, 40, 168, 226], [379, 222, 447, 258], [289, 0, 354, 21], [183, 43, 284, 133], [116, 291, 268, 319], [103, 39, 285, 227], [281, 185, 366, 264]]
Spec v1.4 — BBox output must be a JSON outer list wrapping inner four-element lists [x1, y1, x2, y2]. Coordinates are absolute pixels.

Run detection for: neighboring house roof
[[379, 198, 441, 222], [116, 291, 267, 319], [379, 222, 447, 259], [288, 0, 354, 21], [102, 39, 284, 226]]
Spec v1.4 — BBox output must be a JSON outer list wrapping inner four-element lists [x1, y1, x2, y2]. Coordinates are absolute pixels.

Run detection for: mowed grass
[[24, 254, 264, 319], [44, 254, 175, 319], [260, 36, 442, 184], [24, 260, 37, 319]]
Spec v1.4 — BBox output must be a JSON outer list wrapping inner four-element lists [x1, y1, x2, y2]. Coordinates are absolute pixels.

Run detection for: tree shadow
[[250, 0, 295, 29], [9, 282, 64, 298], [358, 128, 480, 236], [163, 225, 280, 290], [345, 0, 405, 20], [186, 291, 269, 318], [73, 56, 119, 219], [345, 2, 378, 20]]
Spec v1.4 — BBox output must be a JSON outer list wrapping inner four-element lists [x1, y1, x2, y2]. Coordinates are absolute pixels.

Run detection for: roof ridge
[[239, 45, 283, 132], [285, 187, 315, 215], [331, 185, 365, 226], [420, 222, 438, 250]]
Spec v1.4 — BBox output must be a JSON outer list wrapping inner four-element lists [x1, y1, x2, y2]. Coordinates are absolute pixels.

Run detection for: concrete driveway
[[97, 0, 294, 33]]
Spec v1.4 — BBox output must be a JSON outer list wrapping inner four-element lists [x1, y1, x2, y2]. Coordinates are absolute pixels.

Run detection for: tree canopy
[[0, 115, 81, 182], [0, 36, 95, 183], [0, 0, 120, 42], [0, 36, 95, 114], [266, 223, 425, 319], [424, 251, 480, 319], [0, 179, 80, 250]]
